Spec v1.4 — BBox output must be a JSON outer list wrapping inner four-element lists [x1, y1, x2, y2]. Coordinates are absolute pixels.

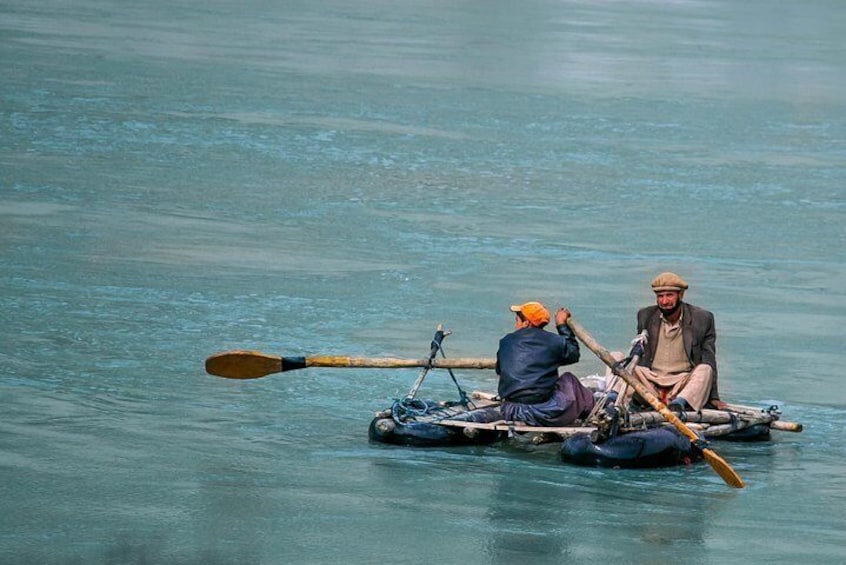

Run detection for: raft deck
[[431, 392, 801, 443]]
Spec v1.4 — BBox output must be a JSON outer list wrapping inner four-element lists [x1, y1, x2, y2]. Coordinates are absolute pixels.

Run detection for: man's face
[[656, 290, 682, 315]]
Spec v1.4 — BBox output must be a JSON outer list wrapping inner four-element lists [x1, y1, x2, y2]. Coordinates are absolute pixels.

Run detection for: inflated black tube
[[560, 427, 698, 468], [368, 403, 505, 447], [714, 423, 771, 442], [368, 417, 505, 447]]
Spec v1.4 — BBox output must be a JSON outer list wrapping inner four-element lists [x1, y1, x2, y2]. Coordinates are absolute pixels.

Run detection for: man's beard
[[660, 302, 681, 317]]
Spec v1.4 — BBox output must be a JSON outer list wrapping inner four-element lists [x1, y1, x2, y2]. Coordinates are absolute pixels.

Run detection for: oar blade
[[205, 350, 283, 379], [702, 448, 746, 488]]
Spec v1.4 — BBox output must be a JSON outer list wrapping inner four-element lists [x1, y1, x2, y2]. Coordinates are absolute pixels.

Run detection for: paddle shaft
[[566, 317, 745, 488], [303, 356, 495, 369]]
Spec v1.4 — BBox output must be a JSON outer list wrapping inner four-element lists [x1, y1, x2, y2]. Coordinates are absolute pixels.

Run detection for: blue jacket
[[496, 324, 580, 402]]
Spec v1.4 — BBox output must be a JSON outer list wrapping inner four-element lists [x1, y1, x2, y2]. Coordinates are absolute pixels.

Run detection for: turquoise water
[[2, 1, 845, 563]]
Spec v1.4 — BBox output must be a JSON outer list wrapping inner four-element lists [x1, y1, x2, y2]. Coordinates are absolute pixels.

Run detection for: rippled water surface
[[2, 1, 845, 564]]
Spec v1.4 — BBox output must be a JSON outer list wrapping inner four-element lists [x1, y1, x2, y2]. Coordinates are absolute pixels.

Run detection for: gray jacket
[[636, 302, 720, 402]]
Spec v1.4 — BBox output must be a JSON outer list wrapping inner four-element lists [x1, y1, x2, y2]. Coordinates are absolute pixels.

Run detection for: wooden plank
[[723, 403, 803, 431], [463, 392, 801, 433], [770, 420, 803, 432], [628, 408, 774, 427], [436, 419, 596, 437]]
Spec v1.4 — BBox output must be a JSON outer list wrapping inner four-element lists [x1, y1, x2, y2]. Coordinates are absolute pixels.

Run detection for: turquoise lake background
[[2, 1, 844, 563]]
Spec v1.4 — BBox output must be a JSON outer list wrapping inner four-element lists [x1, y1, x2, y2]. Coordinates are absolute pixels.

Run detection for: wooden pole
[[205, 349, 496, 379]]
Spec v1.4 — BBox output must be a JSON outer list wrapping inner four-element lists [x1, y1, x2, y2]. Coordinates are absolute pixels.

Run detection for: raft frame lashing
[[404, 326, 450, 402], [392, 326, 478, 425], [585, 331, 648, 437]]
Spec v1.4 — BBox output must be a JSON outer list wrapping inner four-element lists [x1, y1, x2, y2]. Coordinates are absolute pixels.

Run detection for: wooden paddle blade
[[205, 350, 283, 379], [702, 448, 746, 488]]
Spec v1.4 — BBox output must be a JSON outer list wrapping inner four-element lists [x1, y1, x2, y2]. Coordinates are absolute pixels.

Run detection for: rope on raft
[[391, 398, 478, 425], [391, 326, 477, 424]]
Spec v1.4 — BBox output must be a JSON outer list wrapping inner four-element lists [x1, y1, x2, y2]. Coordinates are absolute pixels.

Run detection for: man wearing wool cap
[[610, 272, 726, 412]]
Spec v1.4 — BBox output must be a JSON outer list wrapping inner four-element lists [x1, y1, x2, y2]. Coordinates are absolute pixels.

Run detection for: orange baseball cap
[[510, 301, 550, 327]]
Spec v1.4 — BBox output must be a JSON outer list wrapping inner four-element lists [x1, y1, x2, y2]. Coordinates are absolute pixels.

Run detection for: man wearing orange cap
[[496, 301, 595, 426], [612, 272, 725, 412]]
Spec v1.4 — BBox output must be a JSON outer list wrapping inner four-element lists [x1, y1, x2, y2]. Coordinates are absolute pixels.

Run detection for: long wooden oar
[[566, 317, 745, 488], [205, 350, 496, 379]]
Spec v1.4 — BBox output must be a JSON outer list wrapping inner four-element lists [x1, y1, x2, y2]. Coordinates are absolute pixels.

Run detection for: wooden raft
[[429, 392, 802, 442]]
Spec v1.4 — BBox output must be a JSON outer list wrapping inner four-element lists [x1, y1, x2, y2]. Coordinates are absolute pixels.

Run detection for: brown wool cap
[[651, 272, 689, 292]]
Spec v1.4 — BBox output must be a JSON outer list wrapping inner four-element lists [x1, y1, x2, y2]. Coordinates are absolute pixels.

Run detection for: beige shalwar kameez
[[610, 313, 714, 411]]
